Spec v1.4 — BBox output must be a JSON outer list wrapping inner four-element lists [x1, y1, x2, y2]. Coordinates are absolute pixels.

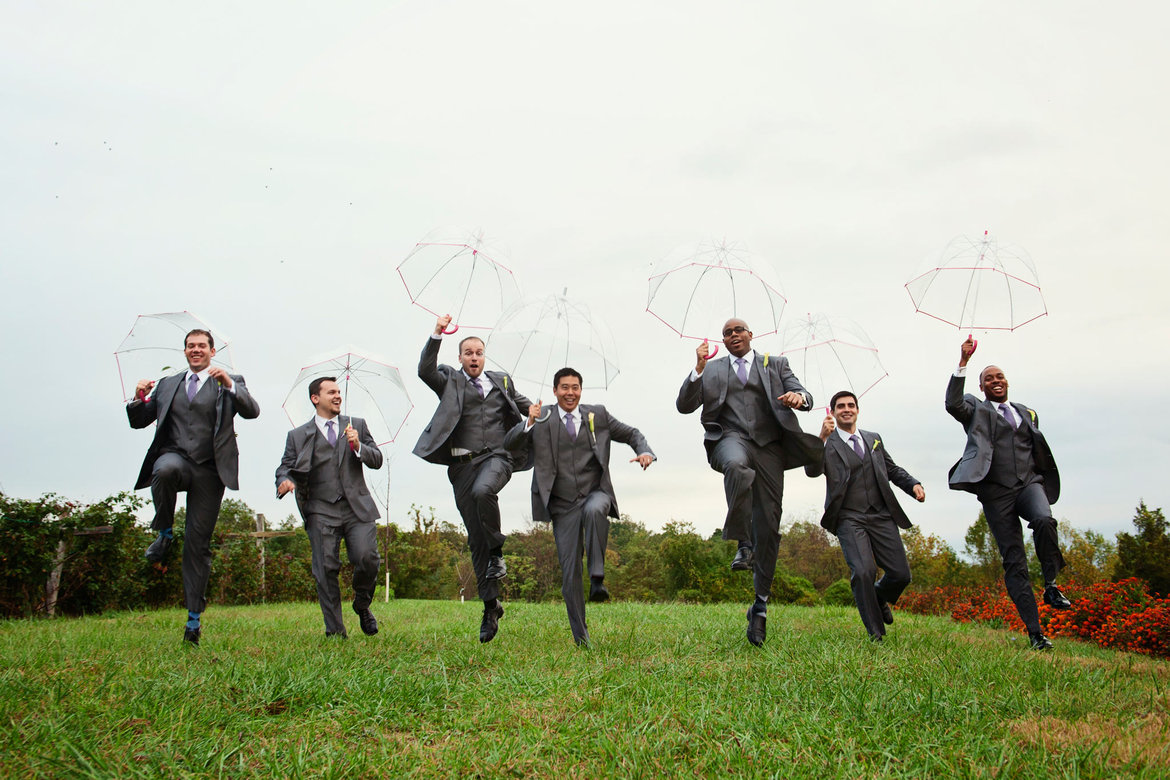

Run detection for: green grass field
[[2, 600, 1168, 778]]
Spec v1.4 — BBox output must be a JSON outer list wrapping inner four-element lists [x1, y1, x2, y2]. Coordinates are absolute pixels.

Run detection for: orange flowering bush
[[897, 578, 1170, 657]]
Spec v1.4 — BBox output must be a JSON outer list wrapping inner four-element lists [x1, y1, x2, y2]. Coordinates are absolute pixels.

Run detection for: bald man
[[946, 337, 1072, 651], [677, 318, 824, 646]]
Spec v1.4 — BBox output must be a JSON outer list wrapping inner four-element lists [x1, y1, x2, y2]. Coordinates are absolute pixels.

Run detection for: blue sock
[[186, 611, 201, 630], [160, 527, 174, 539]]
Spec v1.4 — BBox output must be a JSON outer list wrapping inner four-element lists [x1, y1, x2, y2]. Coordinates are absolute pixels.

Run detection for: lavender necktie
[[187, 374, 199, 401], [326, 420, 337, 446], [471, 376, 485, 398], [850, 434, 865, 459], [735, 358, 748, 386], [565, 413, 577, 440], [999, 403, 1018, 430]]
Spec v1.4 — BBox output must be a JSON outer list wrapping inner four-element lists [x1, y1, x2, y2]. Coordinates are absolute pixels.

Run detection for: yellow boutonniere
[[1027, 409, 1036, 424], [587, 412, 596, 443], [763, 353, 769, 367], [872, 439, 881, 451]]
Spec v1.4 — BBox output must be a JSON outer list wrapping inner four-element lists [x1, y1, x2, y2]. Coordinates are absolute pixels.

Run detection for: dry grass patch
[[1009, 711, 1170, 769]]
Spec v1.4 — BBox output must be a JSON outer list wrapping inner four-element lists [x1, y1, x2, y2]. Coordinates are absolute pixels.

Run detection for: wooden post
[[44, 539, 68, 617], [43, 526, 112, 617], [255, 513, 266, 601]]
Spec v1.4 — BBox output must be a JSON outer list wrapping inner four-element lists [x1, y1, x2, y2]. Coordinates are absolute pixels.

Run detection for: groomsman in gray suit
[[127, 328, 260, 644], [806, 391, 924, 641], [947, 337, 1071, 650], [676, 318, 824, 646], [504, 368, 655, 646], [414, 314, 532, 643], [276, 377, 383, 638]]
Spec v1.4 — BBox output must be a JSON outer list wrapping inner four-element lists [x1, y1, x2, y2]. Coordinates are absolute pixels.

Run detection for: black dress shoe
[[1029, 632, 1054, 651], [731, 546, 754, 572], [1043, 586, 1072, 610], [878, 599, 894, 625], [479, 602, 504, 643], [145, 533, 173, 564], [746, 606, 766, 647], [589, 580, 610, 603], [354, 605, 378, 636], [325, 631, 348, 639], [485, 555, 507, 580], [183, 626, 201, 646]]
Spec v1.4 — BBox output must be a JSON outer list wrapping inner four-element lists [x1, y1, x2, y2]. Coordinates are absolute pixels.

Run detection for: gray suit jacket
[[503, 404, 653, 523], [944, 373, 1060, 503], [127, 371, 260, 491], [412, 336, 533, 468], [805, 429, 920, 535], [676, 353, 824, 470], [274, 416, 383, 523]]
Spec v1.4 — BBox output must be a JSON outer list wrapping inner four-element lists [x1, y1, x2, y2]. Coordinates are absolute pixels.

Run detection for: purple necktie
[[326, 420, 337, 446], [850, 434, 865, 459], [735, 358, 748, 386], [187, 374, 199, 401], [999, 403, 1018, 430], [471, 376, 485, 398], [565, 413, 577, 440]]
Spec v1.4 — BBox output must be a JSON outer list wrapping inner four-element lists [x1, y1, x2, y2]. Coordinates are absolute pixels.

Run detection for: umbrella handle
[[707, 344, 719, 358], [535, 408, 553, 423], [967, 333, 978, 351], [443, 323, 460, 335]]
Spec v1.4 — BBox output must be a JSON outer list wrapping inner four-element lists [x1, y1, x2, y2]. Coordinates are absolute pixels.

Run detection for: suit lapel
[[716, 358, 730, 407], [756, 354, 773, 398], [156, 372, 182, 425], [213, 380, 224, 434], [333, 416, 349, 467], [546, 408, 559, 470], [581, 405, 600, 455], [861, 430, 883, 478]]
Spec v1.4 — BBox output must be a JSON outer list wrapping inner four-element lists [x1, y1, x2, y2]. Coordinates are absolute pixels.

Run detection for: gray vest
[[840, 443, 884, 514], [450, 379, 509, 453], [717, 363, 782, 446], [161, 377, 216, 465], [987, 407, 1037, 488], [550, 414, 603, 501], [305, 426, 346, 518]]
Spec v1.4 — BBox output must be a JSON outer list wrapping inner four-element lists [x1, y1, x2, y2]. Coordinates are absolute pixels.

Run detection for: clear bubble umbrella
[[778, 313, 889, 413], [397, 227, 522, 334], [282, 350, 413, 447], [905, 231, 1048, 334], [646, 238, 787, 358], [114, 311, 234, 402], [486, 292, 619, 420]]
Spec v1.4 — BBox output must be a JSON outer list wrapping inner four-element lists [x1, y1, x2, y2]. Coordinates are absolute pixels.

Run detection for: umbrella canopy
[[114, 311, 234, 402], [397, 227, 522, 332], [486, 293, 620, 400], [282, 351, 413, 447], [647, 239, 787, 357], [905, 231, 1047, 332], [778, 313, 888, 411]]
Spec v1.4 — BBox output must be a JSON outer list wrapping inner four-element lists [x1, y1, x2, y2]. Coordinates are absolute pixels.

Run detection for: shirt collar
[[315, 414, 341, 434], [836, 426, 861, 446], [462, 371, 493, 390], [731, 349, 755, 365]]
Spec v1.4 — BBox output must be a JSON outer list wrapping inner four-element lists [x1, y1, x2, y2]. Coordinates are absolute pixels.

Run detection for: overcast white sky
[[3, 2, 1168, 554]]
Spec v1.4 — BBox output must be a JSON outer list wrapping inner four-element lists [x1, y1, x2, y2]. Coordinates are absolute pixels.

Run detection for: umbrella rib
[[413, 247, 470, 305]]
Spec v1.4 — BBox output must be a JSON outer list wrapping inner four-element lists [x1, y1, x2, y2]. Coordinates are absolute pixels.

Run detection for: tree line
[[2, 491, 1167, 619]]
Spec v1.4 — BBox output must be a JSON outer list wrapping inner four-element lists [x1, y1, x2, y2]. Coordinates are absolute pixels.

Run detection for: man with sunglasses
[[677, 318, 824, 646]]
